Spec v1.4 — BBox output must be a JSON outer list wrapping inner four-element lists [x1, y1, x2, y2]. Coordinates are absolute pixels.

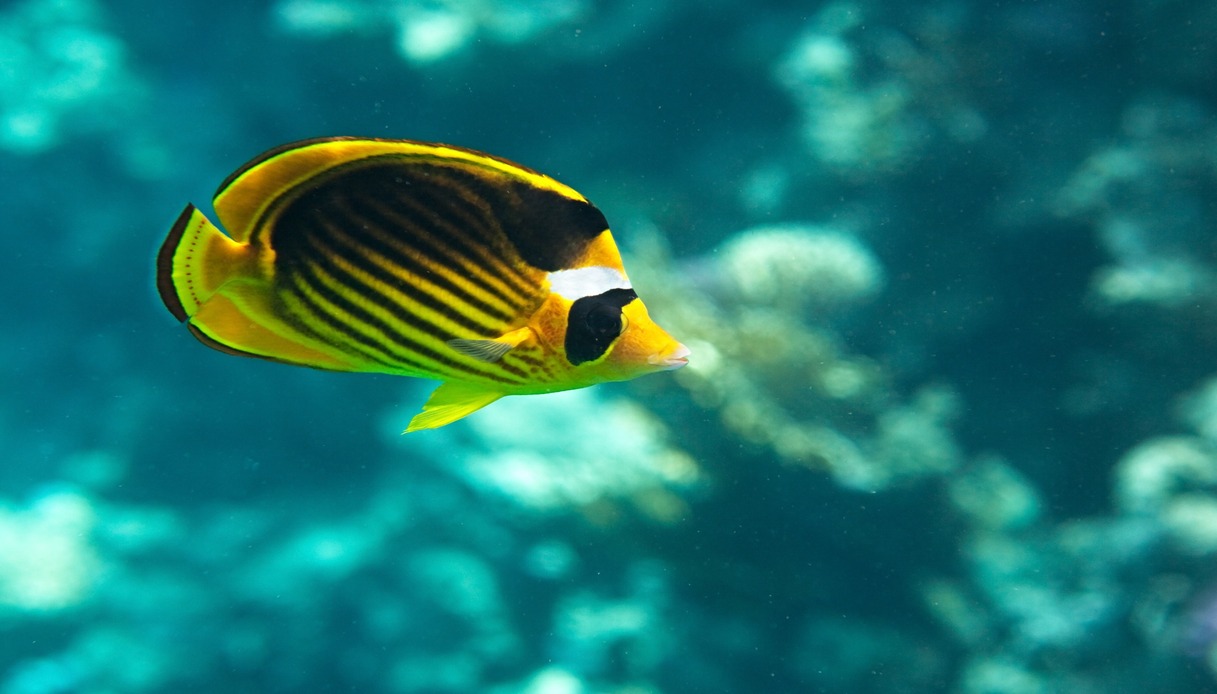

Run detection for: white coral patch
[[720, 224, 883, 311], [0, 490, 103, 612], [439, 389, 699, 513]]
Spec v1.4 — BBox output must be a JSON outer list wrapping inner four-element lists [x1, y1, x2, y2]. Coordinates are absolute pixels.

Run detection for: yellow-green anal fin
[[405, 381, 505, 432], [446, 327, 532, 363]]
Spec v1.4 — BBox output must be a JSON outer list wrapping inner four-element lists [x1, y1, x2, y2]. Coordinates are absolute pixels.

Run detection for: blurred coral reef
[[403, 388, 701, 521], [1056, 97, 1217, 310], [0, 0, 142, 154], [274, 0, 588, 63], [633, 221, 961, 491]]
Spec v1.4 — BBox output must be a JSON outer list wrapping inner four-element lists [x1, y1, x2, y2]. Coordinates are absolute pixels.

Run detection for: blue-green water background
[[3, 0, 1217, 691]]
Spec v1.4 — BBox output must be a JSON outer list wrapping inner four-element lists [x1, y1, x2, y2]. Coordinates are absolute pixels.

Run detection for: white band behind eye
[[547, 266, 631, 300]]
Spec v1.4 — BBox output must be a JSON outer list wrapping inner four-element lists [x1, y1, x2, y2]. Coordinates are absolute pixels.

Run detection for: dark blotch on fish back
[[502, 181, 609, 272]]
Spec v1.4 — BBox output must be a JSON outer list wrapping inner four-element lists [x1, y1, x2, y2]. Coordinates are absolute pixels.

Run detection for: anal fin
[[405, 381, 505, 432]]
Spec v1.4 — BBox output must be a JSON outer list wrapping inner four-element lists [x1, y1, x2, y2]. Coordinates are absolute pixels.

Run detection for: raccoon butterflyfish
[[156, 137, 690, 432]]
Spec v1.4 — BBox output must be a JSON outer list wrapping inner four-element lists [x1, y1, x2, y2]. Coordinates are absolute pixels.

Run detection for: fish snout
[[649, 342, 691, 371]]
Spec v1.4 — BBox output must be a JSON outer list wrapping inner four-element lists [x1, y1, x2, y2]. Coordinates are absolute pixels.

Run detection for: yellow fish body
[[156, 137, 689, 432]]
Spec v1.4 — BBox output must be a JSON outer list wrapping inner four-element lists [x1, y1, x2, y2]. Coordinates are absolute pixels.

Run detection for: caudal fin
[[157, 204, 250, 322], [155, 204, 359, 371]]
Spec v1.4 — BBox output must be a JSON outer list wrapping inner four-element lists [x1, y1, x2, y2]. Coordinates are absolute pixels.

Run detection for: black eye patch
[[565, 288, 637, 365]]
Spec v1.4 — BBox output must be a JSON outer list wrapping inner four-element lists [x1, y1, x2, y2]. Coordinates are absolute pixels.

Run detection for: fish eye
[[585, 304, 624, 339], [564, 288, 638, 365]]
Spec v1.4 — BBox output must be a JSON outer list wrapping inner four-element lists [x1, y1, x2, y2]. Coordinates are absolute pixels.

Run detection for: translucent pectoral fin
[[447, 339, 515, 363], [405, 381, 505, 433], [446, 327, 532, 364]]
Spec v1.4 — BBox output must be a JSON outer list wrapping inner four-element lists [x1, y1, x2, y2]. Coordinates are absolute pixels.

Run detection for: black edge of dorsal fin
[[214, 137, 565, 201]]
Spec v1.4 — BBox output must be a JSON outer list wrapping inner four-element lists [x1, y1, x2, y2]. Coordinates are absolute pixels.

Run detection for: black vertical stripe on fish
[[388, 177, 538, 301], [355, 164, 540, 302], [278, 271, 424, 373], [304, 215, 509, 338], [279, 194, 518, 334], [336, 194, 531, 322], [284, 254, 453, 374], [285, 259, 436, 372], [157, 205, 195, 322], [352, 196, 533, 317], [286, 257, 521, 385], [289, 232, 463, 367], [285, 236, 528, 383], [502, 350, 545, 367], [273, 162, 537, 321]]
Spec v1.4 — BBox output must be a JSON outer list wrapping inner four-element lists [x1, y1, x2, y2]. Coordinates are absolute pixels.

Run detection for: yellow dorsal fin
[[213, 139, 376, 241], [406, 381, 505, 433]]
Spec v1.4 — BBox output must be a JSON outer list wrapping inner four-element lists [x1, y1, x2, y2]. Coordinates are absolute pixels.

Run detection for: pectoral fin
[[405, 381, 505, 433], [447, 327, 532, 363], [447, 339, 515, 363]]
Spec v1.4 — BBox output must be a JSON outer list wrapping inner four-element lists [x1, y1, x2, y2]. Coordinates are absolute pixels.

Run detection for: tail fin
[[157, 204, 252, 322], [156, 205, 366, 371]]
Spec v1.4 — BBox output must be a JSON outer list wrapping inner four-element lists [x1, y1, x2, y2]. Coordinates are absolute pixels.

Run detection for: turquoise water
[[3, 0, 1217, 691]]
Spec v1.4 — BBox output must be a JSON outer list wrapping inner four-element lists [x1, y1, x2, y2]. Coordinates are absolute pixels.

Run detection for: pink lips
[[654, 343, 691, 370]]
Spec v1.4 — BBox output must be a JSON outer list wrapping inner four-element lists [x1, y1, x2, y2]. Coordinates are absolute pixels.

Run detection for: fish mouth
[[650, 343, 691, 371]]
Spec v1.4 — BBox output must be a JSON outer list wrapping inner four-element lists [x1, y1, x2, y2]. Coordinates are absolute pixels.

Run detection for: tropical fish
[[156, 137, 689, 432]]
